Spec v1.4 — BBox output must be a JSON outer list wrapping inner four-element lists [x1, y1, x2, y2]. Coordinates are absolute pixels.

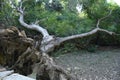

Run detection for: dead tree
[[13, 2, 120, 79], [0, 3, 118, 80], [0, 1, 118, 80]]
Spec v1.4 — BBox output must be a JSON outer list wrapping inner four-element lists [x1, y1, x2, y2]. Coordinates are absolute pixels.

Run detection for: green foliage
[[0, 0, 20, 27], [98, 5, 120, 33], [52, 42, 78, 57], [86, 45, 98, 52], [0, 0, 120, 50], [36, 9, 94, 36], [111, 6, 120, 34], [82, 0, 109, 19], [41, 11, 79, 36]]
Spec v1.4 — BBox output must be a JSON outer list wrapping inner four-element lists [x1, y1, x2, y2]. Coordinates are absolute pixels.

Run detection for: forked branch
[[17, 3, 50, 38], [60, 10, 117, 43], [96, 10, 112, 28]]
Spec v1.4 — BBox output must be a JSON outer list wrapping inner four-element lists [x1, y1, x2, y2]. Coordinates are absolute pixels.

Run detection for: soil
[[29, 47, 120, 80]]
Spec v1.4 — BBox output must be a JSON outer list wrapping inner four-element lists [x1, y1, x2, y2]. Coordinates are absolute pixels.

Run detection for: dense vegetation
[[0, 0, 120, 52]]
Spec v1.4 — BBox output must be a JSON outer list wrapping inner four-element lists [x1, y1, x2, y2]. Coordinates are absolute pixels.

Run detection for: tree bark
[[0, 27, 38, 75]]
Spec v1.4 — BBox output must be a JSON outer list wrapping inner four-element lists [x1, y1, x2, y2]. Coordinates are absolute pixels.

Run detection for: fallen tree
[[15, 4, 119, 80], [0, 2, 120, 80], [0, 27, 77, 80]]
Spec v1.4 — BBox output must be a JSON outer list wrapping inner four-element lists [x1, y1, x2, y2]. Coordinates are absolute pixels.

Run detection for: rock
[[0, 70, 35, 80], [3, 73, 35, 80], [0, 68, 6, 72], [0, 70, 14, 79], [74, 67, 79, 70], [67, 68, 71, 71]]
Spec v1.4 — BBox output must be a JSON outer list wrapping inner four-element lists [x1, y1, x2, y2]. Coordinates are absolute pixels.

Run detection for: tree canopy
[[0, 0, 120, 45]]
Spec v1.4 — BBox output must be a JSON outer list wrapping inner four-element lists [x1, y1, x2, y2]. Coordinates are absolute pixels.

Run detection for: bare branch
[[19, 1, 23, 10], [59, 10, 115, 43], [96, 10, 112, 28], [17, 3, 50, 38], [60, 28, 99, 43], [34, 20, 40, 25], [60, 27, 118, 43], [98, 28, 115, 35]]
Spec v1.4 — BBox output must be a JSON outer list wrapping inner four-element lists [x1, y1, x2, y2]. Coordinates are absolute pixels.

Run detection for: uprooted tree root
[[36, 53, 78, 80], [0, 27, 38, 75], [0, 27, 78, 80]]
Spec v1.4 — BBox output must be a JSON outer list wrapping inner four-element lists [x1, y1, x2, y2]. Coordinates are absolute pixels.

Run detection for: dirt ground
[[29, 47, 120, 80], [55, 47, 120, 80]]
